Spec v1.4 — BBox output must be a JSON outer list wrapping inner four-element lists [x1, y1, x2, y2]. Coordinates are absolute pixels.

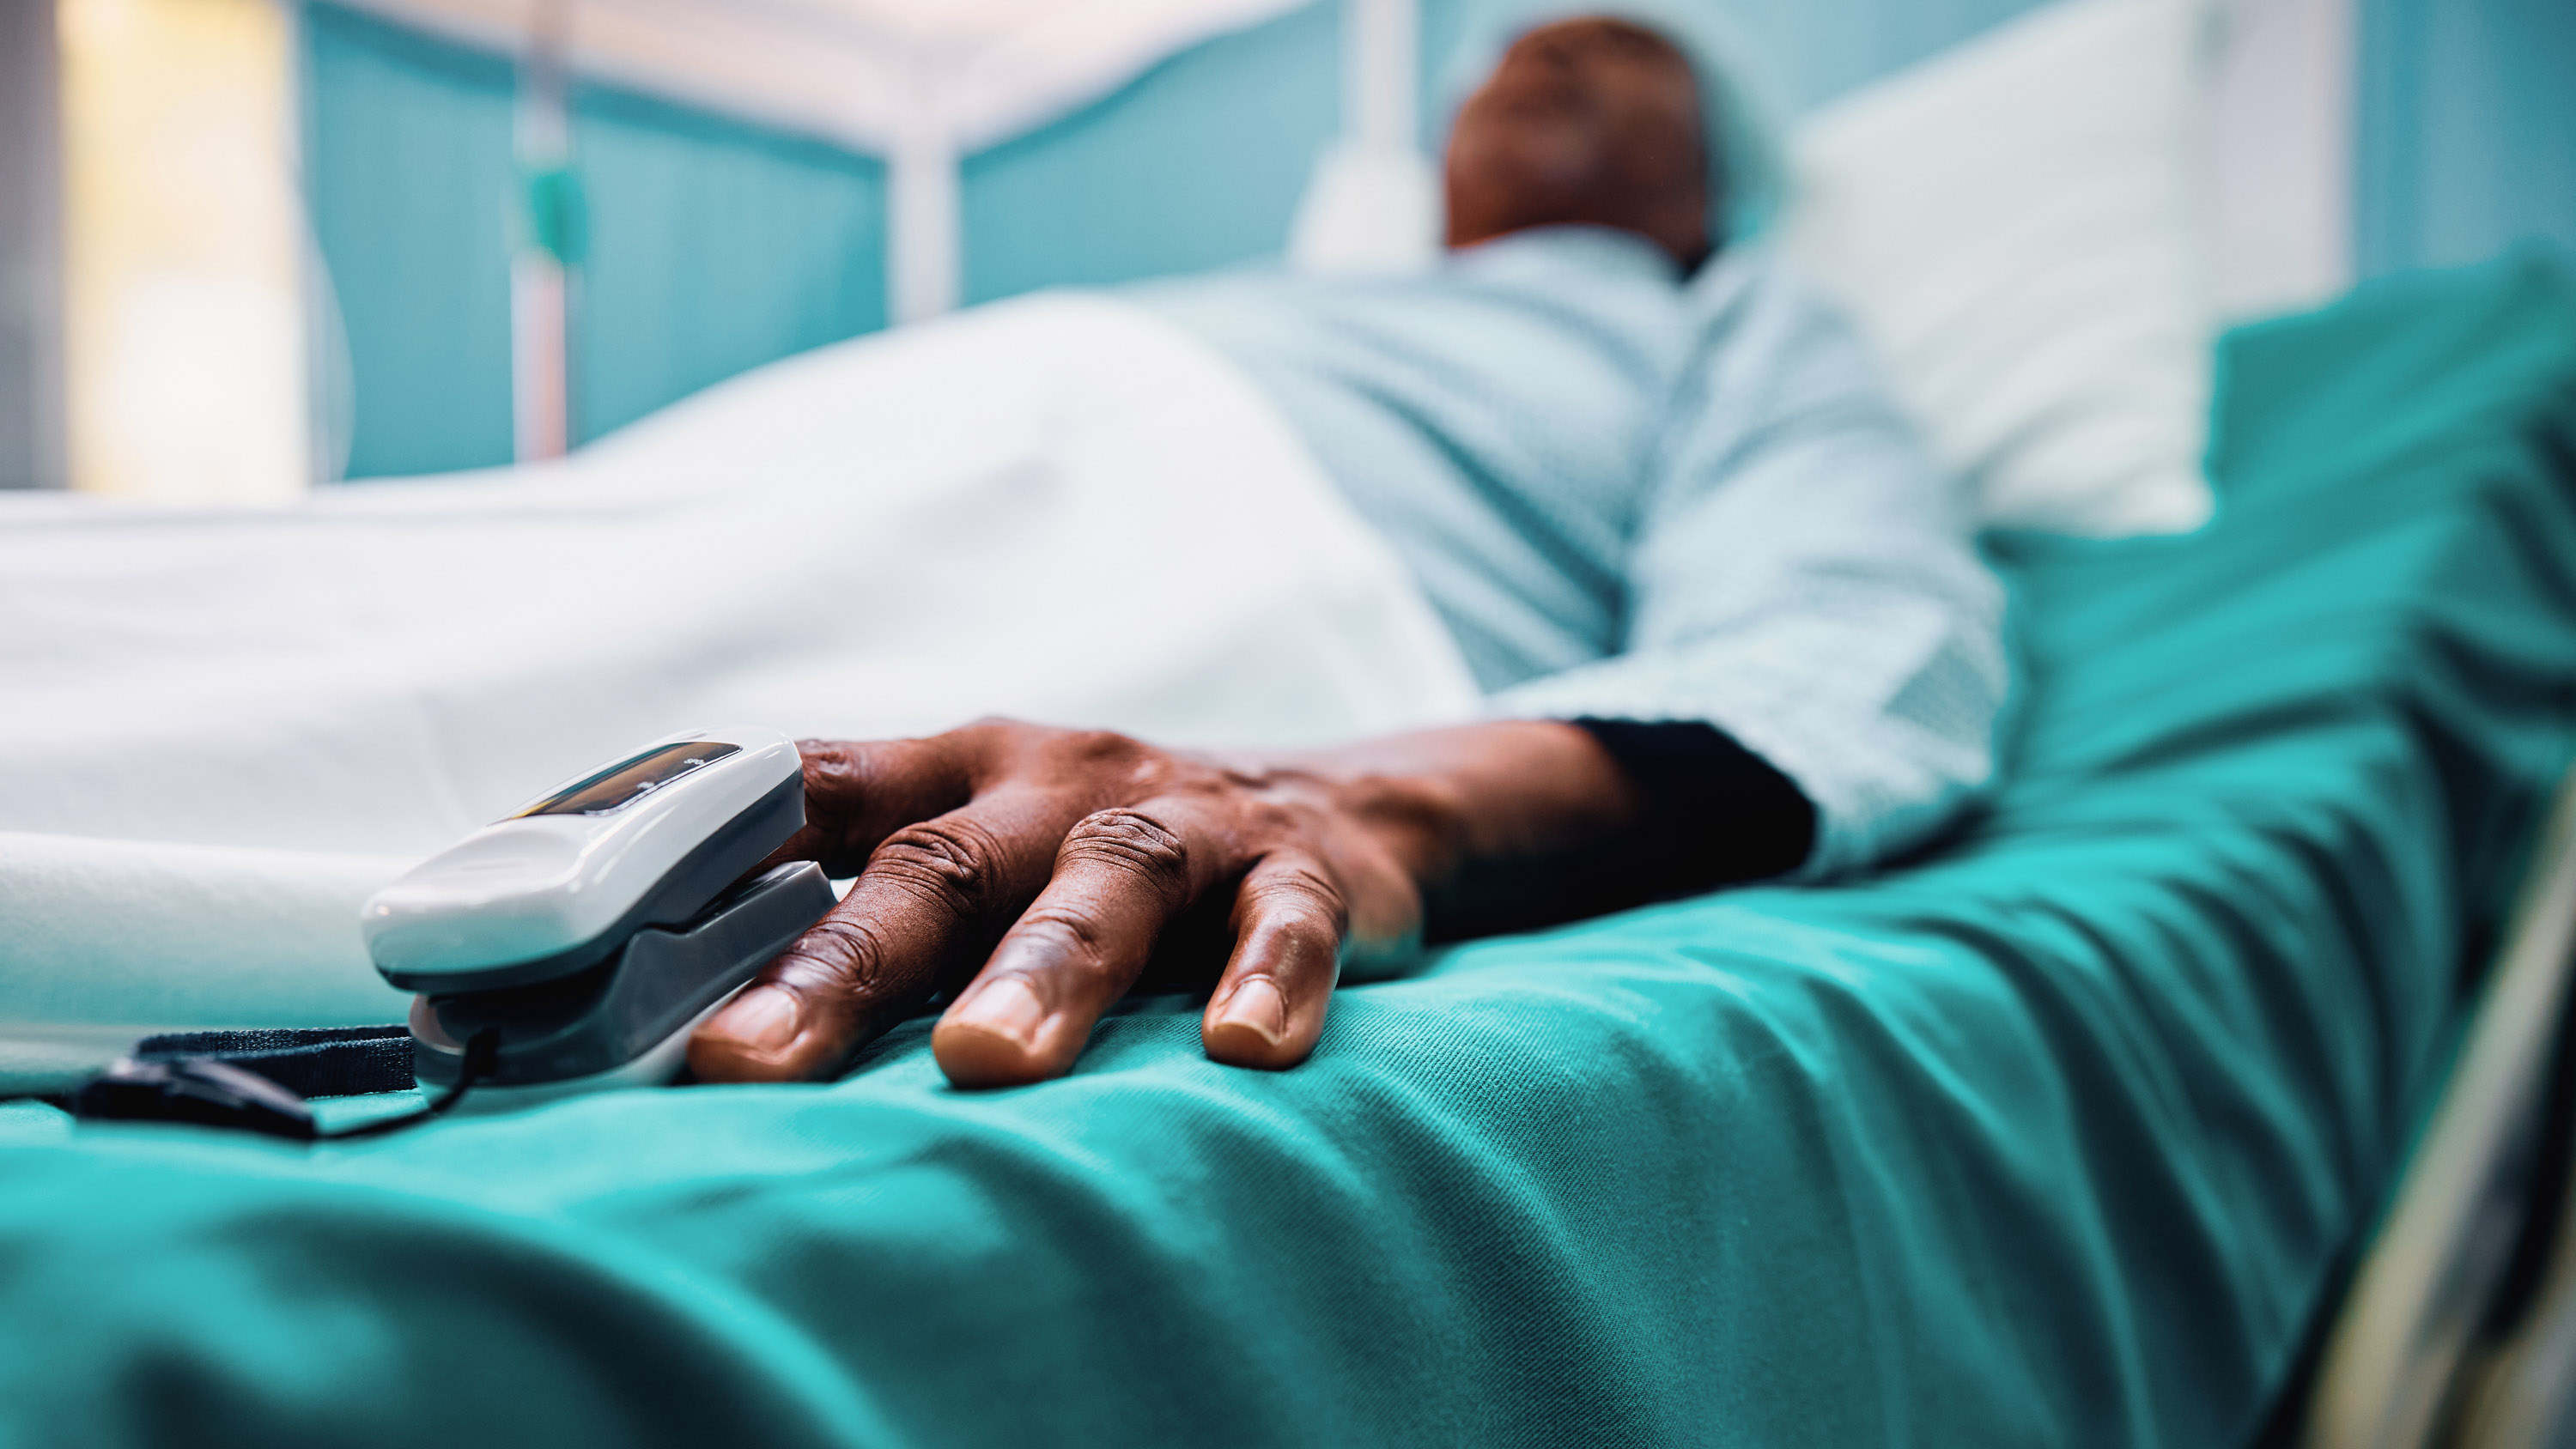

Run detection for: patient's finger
[[933, 800, 1232, 1088], [1201, 852, 1344, 1069], [692, 786, 1084, 1082], [762, 736, 978, 876]]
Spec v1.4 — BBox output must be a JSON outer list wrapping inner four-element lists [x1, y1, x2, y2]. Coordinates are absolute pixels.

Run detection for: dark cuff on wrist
[[1569, 718, 1817, 888]]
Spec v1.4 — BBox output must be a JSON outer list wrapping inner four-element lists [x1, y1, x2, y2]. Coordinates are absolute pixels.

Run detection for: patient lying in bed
[[683, 16, 2006, 1089], [0, 16, 2002, 1092]]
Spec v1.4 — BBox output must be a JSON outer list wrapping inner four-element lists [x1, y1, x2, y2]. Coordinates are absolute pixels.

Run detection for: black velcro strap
[[132, 1025, 416, 1099]]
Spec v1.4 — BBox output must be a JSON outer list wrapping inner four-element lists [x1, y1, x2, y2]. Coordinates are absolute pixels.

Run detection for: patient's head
[[1445, 15, 1712, 272]]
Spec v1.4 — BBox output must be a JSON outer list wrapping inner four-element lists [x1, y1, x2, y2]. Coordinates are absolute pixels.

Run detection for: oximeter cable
[[325, 1028, 501, 1139], [65, 1028, 501, 1142]]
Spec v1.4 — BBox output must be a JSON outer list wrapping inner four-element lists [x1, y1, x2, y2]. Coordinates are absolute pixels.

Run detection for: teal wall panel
[[306, 0, 2064, 470], [959, 2, 1339, 303], [304, 4, 886, 476], [569, 88, 885, 443], [303, 3, 516, 478], [305, 0, 2576, 475], [2357, 0, 2576, 276]]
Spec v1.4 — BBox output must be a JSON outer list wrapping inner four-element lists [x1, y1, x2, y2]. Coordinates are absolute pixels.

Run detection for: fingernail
[[711, 987, 803, 1053], [1213, 978, 1287, 1046], [952, 978, 1047, 1046]]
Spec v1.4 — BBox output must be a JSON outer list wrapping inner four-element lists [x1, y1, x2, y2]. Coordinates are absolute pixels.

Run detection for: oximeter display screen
[[512, 741, 741, 818]]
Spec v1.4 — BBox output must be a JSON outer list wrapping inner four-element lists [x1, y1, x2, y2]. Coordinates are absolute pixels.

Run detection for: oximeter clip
[[361, 726, 834, 1108]]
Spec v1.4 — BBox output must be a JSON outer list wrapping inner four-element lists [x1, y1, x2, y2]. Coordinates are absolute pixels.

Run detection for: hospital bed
[[4, 249, 2573, 1449], [6, 2, 2576, 1446]]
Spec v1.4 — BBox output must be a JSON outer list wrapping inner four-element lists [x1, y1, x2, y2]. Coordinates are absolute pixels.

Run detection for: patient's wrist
[[1278, 716, 1813, 939], [1253, 721, 1645, 935]]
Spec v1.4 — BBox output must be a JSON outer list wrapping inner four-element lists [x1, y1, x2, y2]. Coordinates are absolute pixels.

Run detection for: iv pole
[[511, 0, 580, 462]]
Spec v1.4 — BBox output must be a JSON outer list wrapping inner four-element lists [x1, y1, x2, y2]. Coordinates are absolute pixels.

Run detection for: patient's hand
[[687, 718, 1644, 1088]]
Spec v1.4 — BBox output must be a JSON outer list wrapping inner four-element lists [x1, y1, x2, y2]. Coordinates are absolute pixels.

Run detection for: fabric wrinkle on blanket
[[0, 294, 1482, 1082]]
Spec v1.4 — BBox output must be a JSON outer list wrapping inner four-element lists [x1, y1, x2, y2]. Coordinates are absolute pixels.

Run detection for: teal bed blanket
[[6, 253, 2576, 1448]]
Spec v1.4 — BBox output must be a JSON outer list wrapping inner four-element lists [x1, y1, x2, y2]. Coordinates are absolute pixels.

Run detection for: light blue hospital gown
[[1127, 224, 2010, 878]]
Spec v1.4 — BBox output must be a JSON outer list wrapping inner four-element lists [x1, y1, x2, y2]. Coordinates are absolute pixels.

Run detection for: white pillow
[[1775, 0, 2221, 536]]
